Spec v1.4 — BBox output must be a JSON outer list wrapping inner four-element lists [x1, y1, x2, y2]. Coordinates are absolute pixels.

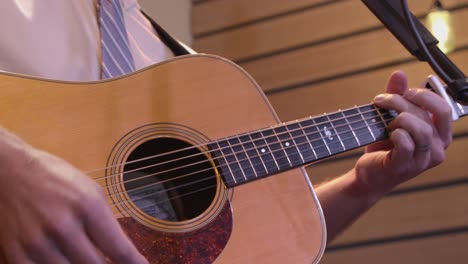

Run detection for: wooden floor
[[192, 0, 468, 263]]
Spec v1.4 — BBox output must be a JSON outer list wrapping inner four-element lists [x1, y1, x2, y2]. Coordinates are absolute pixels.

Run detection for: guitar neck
[[209, 103, 397, 188]]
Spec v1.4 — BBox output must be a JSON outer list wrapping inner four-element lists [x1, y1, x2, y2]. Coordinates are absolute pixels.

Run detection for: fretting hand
[[353, 71, 453, 198]]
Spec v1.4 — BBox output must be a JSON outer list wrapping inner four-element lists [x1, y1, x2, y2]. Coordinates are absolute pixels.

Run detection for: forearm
[[315, 168, 386, 243]]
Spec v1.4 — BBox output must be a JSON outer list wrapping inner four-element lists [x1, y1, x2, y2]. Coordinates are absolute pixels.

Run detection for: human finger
[[374, 93, 432, 123], [403, 88, 453, 147], [3, 242, 34, 264], [386, 71, 408, 95], [388, 112, 433, 166], [23, 236, 68, 264], [365, 139, 393, 153], [48, 215, 106, 264], [388, 128, 414, 166], [81, 193, 147, 264]]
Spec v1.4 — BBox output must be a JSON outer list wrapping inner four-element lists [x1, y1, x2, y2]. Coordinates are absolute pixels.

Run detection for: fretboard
[[208, 104, 396, 188]]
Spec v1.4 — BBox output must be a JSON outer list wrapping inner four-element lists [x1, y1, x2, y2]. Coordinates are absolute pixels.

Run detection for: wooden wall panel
[[322, 232, 468, 263], [194, 0, 468, 61], [193, 0, 329, 36], [267, 49, 468, 123], [193, 0, 468, 263], [331, 183, 468, 244], [241, 7, 468, 92]]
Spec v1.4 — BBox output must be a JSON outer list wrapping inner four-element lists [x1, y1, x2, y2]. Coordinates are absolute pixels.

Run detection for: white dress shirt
[[0, 0, 174, 81]]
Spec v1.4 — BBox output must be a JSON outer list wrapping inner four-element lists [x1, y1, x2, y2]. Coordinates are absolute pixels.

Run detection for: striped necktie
[[99, 0, 136, 79]]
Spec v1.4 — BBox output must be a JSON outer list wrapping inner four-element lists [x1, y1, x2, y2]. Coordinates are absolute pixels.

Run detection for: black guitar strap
[[141, 10, 192, 56]]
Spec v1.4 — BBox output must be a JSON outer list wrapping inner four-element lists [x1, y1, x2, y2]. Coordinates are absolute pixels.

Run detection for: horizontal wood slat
[[241, 7, 468, 92], [329, 183, 468, 245], [321, 231, 468, 263], [308, 136, 468, 190], [266, 48, 468, 125], [193, 0, 329, 36], [193, 0, 468, 61]]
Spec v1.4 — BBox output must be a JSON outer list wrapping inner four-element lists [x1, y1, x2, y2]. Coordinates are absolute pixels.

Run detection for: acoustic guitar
[[0, 54, 461, 263]]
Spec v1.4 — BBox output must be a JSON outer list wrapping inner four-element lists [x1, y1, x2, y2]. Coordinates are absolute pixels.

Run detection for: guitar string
[[110, 126, 388, 219], [112, 183, 217, 219], [110, 129, 379, 218], [105, 115, 393, 213], [102, 115, 389, 202], [90, 103, 385, 178], [96, 106, 393, 193], [90, 104, 391, 182], [96, 106, 393, 192]]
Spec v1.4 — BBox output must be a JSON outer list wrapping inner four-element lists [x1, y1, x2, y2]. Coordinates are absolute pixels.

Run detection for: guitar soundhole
[[123, 138, 217, 222]]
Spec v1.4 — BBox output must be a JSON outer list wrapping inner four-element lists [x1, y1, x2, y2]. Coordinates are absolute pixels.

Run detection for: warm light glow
[[426, 8, 455, 54]]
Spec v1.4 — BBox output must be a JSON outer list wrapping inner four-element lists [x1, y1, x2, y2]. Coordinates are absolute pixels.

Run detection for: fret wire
[[279, 114, 392, 162], [236, 135, 258, 178], [272, 127, 293, 167], [203, 112, 395, 181], [215, 104, 381, 163], [276, 125, 304, 166], [302, 119, 329, 159], [112, 115, 398, 206], [298, 121, 318, 160], [224, 138, 247, 182], [223, 114, 390, 173], [114, 115, 392, 194], [93, 107, 398, 195], [342, 110, 361, 146], [226, 138, 248, 181], [214, 141, 237, 185], [374, 105, 392, 127], [316, 115, 345, 154], [285, 123, 305, 163], [248, 133, 269, 175], [357, 106, 376, 141], [217, 118, 394, 185], [262, 129, 290, 170], [311, 118, 332, 155], [326, 114, 346, 151], [364, 105, 387, 139], [92, 104, 392, 180], [257, 132, 281, 171], [229, 123, 396, 187], [119, 106, 392, 186], [344, 108, 374, 145], [240, 134, 268, 177], [265, 104, 386, 152], [329, 111, 359, 149]]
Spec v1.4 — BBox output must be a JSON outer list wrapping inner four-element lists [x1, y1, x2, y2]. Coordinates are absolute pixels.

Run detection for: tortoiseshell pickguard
[[118, 201, 232, 264]]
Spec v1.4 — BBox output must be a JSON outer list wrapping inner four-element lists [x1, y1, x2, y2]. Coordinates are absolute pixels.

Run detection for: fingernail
[[374, 94, 386, 103]]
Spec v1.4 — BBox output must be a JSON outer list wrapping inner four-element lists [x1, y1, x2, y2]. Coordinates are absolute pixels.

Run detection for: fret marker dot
[[372, 118, 376, 123], [285, 142, 290, 147], [324, 126, 333, 140], [261, 148, 266, 153]]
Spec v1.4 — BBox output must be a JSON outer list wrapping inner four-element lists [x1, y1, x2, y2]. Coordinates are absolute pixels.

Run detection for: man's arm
[[315, 71, 453, 241]]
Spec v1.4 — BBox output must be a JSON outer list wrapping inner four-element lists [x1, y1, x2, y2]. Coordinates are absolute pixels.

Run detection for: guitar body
[[0, 54, 326, 263]]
